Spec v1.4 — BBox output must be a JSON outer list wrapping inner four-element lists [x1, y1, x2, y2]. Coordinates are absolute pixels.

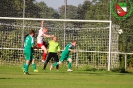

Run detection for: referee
[[42, 36, 60, 70]]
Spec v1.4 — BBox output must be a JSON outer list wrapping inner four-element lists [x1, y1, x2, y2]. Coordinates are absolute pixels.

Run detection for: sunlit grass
[[0, 66, 133, 88]]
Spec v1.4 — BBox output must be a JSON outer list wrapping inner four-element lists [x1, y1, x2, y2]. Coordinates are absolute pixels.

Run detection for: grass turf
[[0, 66, 133, 88]]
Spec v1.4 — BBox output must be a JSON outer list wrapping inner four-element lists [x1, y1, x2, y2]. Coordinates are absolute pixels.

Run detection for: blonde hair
[[43, 27, 48, 30]]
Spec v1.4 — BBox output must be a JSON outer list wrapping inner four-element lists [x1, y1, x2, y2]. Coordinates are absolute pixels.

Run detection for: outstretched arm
[[69, 49, 77, 53], [44, 34, 54, 38], [41, 20, 44, 28]]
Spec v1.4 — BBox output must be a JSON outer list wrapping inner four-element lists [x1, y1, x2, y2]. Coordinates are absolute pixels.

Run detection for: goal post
[[0, 17, 113, 71], [108, 21, 112, 71]]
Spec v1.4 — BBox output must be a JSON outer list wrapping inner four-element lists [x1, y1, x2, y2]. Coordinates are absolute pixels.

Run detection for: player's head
[[53, 36, 57, 42], [29, 30, 35, 37], [72, 40, 77, 47], [43, 27, 48, 33]]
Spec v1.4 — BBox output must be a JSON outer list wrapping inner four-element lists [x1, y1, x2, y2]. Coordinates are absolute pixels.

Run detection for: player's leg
[[67, 56, 73, 72], [53, 55, 64, 67], [43, 53, 53, 70], [50, 61, 62, 71], [22, 59, 32, 72], [41, 45, 47, 62], [50, 54, 65, 71], [24, 52, 31, 74], [31, 55, 38, 72], [22, 62, 26, 72], [54, 53, 59, 70]]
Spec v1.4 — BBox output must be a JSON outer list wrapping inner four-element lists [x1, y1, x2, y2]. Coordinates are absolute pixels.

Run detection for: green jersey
[[24, 35, 34, 53], [48, 40, 60, 53], [62, 43, 73, 55]]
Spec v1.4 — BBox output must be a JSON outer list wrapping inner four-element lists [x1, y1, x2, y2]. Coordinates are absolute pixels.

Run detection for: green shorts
[[24, 52, 34, 61], [24, 49, 34, 60], [59, 53, 70, 62]]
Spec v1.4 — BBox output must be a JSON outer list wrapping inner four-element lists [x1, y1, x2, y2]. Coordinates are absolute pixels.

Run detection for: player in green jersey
[[50, 40, 77, 72], [22, 30, 38, 75]]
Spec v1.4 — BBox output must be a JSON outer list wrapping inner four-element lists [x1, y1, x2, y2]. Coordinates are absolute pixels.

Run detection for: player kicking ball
[[37, 20, 54, 62], [50, 40, 77, 72]]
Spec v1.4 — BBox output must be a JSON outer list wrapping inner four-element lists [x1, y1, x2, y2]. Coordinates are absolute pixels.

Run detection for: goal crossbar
[[0, 17, 111, 23]]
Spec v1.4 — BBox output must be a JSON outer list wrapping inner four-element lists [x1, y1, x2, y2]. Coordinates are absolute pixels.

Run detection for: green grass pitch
[[0, 66, 133, 88]]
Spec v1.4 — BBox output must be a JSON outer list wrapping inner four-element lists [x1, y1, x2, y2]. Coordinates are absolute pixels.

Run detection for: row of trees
[[0, 0, 110, 19]]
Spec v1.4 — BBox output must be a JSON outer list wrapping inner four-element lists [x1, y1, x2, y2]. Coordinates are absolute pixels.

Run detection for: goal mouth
[[0, 17, 113, 70]]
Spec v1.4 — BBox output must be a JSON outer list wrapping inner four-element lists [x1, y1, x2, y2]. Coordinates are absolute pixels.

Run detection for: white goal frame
[[0, 17, 112, 71]]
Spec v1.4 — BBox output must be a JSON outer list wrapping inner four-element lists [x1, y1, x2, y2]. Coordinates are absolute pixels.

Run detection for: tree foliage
[[59, 5, 78, 19], [35, 1, 59, 18]]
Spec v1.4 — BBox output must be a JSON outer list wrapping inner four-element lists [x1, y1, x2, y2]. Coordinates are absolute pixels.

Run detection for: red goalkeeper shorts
[[37, 43, 44, 49]]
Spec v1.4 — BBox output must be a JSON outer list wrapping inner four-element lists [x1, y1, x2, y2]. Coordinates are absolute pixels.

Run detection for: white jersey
[[37, 27, 46, 44]]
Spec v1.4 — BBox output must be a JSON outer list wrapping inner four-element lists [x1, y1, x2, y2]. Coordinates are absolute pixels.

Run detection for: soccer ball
[[118, 29, 123, 34]]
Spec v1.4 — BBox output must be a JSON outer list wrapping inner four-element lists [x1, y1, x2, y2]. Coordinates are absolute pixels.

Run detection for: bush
[[111, 67, 127, 73]]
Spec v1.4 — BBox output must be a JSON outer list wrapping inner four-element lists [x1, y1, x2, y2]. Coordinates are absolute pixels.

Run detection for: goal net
[[0, 17, 118, 71]]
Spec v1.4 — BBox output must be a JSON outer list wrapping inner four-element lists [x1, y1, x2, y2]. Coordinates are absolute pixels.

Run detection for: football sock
[[68, 62, 72, 69], [53, 62, 59, 67], [32, 63, 37, 70], [23, 62, 26, 68], [25, 64, 29, 73], [42, 53, 47, 61], [56, 65, 59, 70]]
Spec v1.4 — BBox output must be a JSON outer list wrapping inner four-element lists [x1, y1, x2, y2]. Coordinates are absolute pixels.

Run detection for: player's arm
[[43, 34, 54, 38], [32, 43, 37, 49], [41, 20, 44, 28], [31, 38, 37, 49], [69, 49, 77, 52], [68, 44, 77, 52], [57, 44, 61, 55]]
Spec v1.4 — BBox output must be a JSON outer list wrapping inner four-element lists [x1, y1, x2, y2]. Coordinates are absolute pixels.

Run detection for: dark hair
[[24, 30, 35, 41], [29, 30, 35, 35]]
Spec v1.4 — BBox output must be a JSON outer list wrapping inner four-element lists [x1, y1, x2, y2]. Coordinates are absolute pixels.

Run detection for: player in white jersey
[[37, 21, 54, 62]]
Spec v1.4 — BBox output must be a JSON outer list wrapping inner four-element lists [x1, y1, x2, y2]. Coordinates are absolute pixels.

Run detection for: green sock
[[23, 62, 26, 68], [53, 62, 59, 67], [32, 63, 36, 70], [68, 62, 72, 69], [25, 64, 29, 73]]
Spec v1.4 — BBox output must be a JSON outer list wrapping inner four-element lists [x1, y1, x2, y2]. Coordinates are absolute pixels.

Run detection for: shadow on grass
[[0, 78, 14, 79]]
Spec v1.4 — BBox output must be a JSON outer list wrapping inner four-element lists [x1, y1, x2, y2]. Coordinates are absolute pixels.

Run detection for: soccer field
[[0, 66, 133, 88]]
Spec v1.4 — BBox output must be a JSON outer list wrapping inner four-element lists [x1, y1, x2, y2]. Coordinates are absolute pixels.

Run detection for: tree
[[0, 0, 41, 18], [76, 0, 92, 19], [59, 5, 78, 19], [47, 7, 59, 19], [85, 0, 110, 20], [35, 1, 59, 19], [25, 0, 41, 18], [0, 0, 21, 17], [35, 1, 48, 18]]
